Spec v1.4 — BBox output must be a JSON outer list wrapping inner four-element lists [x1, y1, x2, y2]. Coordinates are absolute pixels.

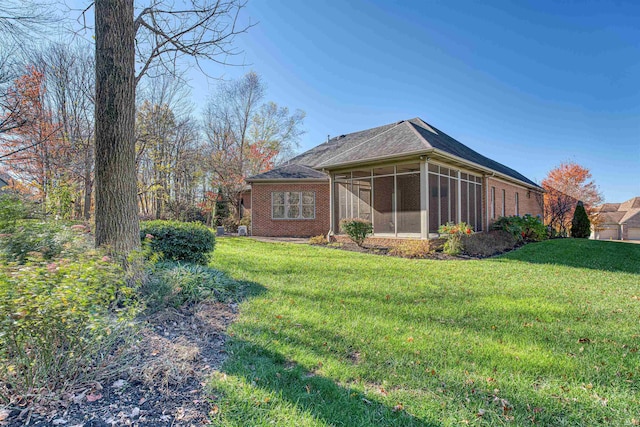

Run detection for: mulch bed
[[1, 302, 237, 427], [318, 241, 522, 260]]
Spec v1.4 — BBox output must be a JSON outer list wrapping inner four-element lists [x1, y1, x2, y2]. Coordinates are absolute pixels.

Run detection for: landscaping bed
[[1, 302, 237, 427]]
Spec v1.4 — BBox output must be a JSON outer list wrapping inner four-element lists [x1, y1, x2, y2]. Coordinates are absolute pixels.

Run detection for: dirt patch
[[1, 302, 237, 427]]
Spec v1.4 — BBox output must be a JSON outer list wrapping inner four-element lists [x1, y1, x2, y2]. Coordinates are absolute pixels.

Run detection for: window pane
[[450, 176, 457, 223], [440, 167, 450, 176], [302, 205, 314, 218], [336, 182, 349, 223], [461, 181, 469, 224], [273, 205, 285, 218], [288, 192, 300, 205], [273, 192, 284, 205], [440, 175, 450, 224], [476, 185, 483, 231], [428, 163, 439, 173], [397, 173, 421, 233], [428, 173, 439, 233], [461, 172, 468, 181], [397, 163, 420, 174], [287, 205, 300, 218], [302, 191, 314, 205], [373, 176, 394, 233]]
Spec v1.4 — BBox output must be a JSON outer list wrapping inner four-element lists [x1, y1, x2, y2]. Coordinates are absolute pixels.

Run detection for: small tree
[[570, 201, 591, 238], [340, 218, 373, 247]]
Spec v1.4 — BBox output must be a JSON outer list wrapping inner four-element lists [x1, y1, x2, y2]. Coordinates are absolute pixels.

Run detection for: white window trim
[[272, 191, 316, 220]]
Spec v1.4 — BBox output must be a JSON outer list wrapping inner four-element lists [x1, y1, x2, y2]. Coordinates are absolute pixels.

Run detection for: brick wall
[[251, 182, 330, 237], [486, 177, 543, 227]]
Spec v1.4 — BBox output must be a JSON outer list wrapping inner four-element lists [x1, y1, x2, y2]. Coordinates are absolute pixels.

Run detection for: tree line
[[1, 21, 304, 231]]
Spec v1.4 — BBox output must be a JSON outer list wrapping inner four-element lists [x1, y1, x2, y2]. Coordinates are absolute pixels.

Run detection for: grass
[[208, 238, 640, 426]]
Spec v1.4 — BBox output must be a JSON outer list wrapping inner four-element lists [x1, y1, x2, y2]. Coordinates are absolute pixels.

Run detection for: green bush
[[0, 221, 80, 264], [438, 222, 473, 255], [571, 202, 591, 238], [140, 220, 215, 265], [490, 215, 546, 242], [340, 218, 373, 247], [140, 261, 237, 311], [462, 230, 518, 257], [0, 194, 33, 232], [0, 252, 138, 399]]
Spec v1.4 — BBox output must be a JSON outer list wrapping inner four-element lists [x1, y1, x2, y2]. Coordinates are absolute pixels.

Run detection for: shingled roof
[[247, 117, 541, 188], [246, 164, 328, 182]]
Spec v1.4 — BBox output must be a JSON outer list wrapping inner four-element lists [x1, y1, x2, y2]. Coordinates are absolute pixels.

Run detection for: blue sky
[[69, 0, 640, 202], [188, 0, 639, 202]]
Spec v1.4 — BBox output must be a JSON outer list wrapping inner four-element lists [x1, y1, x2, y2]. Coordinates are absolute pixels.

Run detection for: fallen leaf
[[86, 393, 102, 402], [578, 337, 591, 343], [0, 410, 10, 421], [210, 405, 219, 415], [392, 403, 404, 412], [476, 409, 485, 417]]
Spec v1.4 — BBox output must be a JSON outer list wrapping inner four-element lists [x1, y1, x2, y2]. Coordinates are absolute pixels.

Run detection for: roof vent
[[339, 134, 346, 139], [397, 120, 404, 124]]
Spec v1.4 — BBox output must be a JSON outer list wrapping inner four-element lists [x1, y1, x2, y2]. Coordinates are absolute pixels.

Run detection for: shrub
[[222, 216, 239, 233], [571, 201, 591, 238], [0, 194, 33, 232], [491, 215, 546, 242], [308, 235, 327, 245], [140, 220, 215, 265], [340, 218, 373, 247], [389, 240, 432, 258], [0, 252, 138, 400], [140, 262, 237, 311], [438, 222, 473, 255], [462, 230, 518, 257], [0, 221, 80, 264]]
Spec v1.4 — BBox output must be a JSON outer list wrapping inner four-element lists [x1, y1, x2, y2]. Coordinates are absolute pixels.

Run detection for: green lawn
[[208, 239, 640, 426]]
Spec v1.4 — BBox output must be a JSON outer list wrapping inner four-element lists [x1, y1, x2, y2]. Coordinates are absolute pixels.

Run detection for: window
[[272, 191, 315, 219], [515, 192, 519, 216], [501, 189, 506, 217], [491, 187, 496, 219]]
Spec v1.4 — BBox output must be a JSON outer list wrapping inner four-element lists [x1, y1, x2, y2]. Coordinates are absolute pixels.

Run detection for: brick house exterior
[[250, 182, 330, 237], [247, 118, 543, 238]]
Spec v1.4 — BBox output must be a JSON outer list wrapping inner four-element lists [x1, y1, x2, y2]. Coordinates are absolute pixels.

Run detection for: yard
[[208, 238, 640, 426]]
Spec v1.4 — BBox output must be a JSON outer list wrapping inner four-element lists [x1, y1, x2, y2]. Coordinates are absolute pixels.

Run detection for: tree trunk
[[94, 0, 139, 252]]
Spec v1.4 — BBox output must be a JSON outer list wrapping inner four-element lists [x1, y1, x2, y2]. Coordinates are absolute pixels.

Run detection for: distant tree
[[203, 72, 305, 220], [542, 162, 602, 236], [570, 201, 591, 238], [0, 66, 66, 209]]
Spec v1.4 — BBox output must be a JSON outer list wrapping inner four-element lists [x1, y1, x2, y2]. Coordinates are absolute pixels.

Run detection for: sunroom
[[330, 159, 484, 239]]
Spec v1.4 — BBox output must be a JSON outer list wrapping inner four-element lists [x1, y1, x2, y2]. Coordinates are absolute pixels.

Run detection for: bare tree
[[94, 0, 252, 252], [0, 0, 58, 48], [204, 71, 304, 222]]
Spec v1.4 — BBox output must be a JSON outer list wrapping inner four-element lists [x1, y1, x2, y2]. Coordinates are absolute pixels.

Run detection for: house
[[591, 197, 640, 241], [246, 117, 544, 240]]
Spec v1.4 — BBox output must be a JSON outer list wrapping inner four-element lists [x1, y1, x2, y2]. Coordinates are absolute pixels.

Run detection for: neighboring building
[[591, 197, 640, 241], [246, 117, 544, 239]]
